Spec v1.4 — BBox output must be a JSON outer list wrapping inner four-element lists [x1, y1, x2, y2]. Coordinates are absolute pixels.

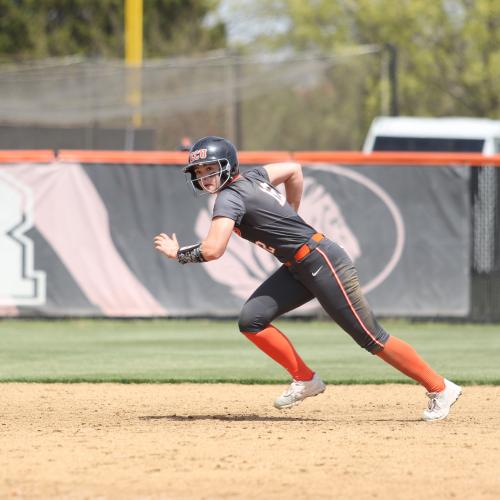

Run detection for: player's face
[[194, 163, 221, 193]]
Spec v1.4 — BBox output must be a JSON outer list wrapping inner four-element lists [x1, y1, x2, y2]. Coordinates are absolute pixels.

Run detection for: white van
[[363, 116, 500, 154]]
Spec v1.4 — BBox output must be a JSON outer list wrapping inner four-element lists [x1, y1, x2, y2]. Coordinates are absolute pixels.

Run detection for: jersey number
[[255, 241, 276, 254], [258, 182, 286, 206]]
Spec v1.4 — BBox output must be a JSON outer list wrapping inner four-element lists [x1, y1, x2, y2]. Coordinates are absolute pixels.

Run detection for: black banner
[[0, 162, 470, 317]]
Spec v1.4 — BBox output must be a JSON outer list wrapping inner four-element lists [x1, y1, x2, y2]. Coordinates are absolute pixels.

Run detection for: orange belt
[[285, 233, 324, 267]]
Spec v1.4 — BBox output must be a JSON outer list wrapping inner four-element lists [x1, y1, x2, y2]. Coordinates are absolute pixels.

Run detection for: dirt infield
[[1, 384, 499, 499]]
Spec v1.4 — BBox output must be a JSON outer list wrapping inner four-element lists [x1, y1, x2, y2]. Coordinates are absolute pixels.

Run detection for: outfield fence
[[0, 151, 499, 321]]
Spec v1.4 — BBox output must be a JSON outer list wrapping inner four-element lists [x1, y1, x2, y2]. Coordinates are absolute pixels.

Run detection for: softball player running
[[154, 136, 462, 421]]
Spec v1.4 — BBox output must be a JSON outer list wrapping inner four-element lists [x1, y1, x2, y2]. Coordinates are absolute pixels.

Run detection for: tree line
[[0, 0, 226, 60]]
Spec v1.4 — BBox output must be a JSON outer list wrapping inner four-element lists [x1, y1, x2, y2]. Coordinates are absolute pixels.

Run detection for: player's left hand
[[154, 233, 180, 259]]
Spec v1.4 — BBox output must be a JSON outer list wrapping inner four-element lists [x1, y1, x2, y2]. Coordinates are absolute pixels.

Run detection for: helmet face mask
[[184, 136, 239, 195], [185, 159, 231, 194]]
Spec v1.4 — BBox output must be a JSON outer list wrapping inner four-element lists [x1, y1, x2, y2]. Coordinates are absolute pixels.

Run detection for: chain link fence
[[0, 47, 387, 150]]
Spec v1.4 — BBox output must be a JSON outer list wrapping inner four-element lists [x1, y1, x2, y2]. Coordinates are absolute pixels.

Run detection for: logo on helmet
[[189, 149, 207, 163]]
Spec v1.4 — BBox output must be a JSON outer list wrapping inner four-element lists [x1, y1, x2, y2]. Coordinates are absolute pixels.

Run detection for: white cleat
[[422, 379, 462, 421], [274, 373, 326, 410]]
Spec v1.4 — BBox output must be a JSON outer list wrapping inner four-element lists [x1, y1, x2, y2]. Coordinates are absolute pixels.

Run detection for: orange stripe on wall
[[57, 150, 189, 164], [0, 150, 54, 163], [52, 151, 500, 166], [292, 151, 500, 165], [1, 150, 500, 166]]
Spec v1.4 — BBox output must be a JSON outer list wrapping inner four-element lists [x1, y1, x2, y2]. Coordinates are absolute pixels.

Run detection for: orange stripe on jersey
[[315, 247, 384, 349]]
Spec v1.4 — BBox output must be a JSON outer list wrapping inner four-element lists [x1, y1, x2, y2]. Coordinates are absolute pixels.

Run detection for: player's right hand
[[154, 233, 180, 259]]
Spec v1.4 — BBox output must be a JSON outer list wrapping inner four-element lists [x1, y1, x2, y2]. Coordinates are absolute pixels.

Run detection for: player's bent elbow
[[201, 242, 225, 261], [203, 251, 223, 261]]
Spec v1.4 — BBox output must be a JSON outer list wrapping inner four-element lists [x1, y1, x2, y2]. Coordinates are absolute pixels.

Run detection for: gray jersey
[[212, 167, 316, 262]]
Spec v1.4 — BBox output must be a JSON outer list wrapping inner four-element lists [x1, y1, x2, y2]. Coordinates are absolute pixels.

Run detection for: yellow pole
[[125, 0, 143, 126], [125, 0, 143, 66]]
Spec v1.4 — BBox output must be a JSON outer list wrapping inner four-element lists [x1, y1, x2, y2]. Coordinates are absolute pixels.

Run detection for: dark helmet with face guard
[[183, 136, 239, 192]]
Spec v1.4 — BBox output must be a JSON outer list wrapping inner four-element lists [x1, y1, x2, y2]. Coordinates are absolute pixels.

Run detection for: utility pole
[[385, 43, 399, 116]]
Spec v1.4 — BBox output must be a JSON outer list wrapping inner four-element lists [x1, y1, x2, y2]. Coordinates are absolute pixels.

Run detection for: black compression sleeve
[[177, 243, 206, 264]]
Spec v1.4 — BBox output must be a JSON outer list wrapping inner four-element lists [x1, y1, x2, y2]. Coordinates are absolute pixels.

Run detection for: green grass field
[[0, 319, 498, 384]]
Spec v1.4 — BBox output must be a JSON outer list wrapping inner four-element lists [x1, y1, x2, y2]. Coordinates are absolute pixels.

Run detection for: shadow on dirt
[[363, 418, 422, 423], [139, 414, 325, 422]]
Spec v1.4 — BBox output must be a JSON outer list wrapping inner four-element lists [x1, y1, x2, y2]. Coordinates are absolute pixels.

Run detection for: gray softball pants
[[238, 237, 389, 354]]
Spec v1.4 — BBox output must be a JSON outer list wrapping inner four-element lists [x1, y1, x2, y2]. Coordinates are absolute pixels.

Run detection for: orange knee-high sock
[[243, 325, 314, 381], [376, 336, 445, 392]]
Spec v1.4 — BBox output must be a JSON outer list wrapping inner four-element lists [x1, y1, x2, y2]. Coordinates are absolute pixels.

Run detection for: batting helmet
[[184, 136, 239, 193]]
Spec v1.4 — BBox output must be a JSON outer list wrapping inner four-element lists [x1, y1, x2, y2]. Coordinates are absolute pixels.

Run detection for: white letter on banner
[[0, 171, 46, 306]]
